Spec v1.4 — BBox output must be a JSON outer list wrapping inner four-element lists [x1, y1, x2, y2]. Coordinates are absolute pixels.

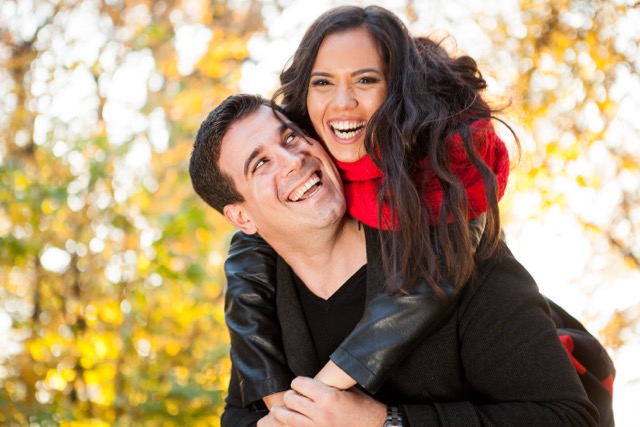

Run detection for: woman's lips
[[329, 120, 366, 141]]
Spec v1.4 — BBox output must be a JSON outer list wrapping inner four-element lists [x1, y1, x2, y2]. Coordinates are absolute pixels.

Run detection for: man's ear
[[223, 204, 258, 235]]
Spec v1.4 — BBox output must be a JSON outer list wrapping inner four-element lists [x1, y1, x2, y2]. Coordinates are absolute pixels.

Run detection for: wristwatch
[[383, 405, 403, 427]]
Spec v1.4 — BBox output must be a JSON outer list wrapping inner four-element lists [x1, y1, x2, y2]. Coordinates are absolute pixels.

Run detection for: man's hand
[[257, 411, 289, 427], [270, 377, 387, 427], [263, 391, 286, 410]]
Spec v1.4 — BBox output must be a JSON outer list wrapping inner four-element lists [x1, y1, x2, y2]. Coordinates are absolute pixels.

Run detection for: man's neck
[[276, 217, 367, 299]]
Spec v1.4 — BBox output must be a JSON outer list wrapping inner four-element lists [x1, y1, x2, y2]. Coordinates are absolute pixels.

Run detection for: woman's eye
[[358, 76, 379, 84], [311, 79, 330, 87]]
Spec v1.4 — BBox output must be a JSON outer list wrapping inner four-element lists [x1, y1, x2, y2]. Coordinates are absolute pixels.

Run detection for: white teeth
[[330, 121, 365, 140], [290, 175, 320, 202], [334, 129, 359, 139], [331, 121, 365, 131]]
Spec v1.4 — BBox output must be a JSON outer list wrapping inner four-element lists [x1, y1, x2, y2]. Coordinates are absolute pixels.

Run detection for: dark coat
[[222, 228, 598, 427]]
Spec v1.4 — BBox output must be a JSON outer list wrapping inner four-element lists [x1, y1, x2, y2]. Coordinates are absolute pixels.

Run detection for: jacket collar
[[275, 226, 384, 377], [275, 257, 320, 377]]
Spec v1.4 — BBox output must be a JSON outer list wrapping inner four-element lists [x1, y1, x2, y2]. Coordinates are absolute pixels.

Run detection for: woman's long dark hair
[[274, 5, 517, 296]]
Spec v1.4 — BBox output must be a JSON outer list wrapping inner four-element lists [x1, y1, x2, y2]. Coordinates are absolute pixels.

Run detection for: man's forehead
[[219, 107, 284, 179], [232, 106, 290, 141]]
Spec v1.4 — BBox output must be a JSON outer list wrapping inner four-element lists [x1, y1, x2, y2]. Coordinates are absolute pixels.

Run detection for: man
[[189, 94, 597, 427]]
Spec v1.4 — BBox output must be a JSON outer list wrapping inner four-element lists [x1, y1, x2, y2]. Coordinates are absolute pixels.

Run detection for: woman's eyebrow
[[310, 68, 383, 78], [351, 68, 384, 76], [310, 71, 331, 78]]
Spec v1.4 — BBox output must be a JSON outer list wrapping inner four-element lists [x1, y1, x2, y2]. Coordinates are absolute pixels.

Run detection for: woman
[[225, 4, 510, 410]]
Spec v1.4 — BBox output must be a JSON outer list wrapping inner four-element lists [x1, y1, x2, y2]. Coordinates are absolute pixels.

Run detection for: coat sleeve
[[330, 215, 486, 393], [224, 231, 294, 406], [220, 361, 268, 427], [401, 246, 599, 427]]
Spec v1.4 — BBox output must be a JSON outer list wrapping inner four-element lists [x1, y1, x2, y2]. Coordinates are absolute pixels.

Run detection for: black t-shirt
[[293, 265, 367, 364]]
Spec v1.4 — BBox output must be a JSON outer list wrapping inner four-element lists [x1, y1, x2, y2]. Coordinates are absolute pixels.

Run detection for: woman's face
[[306, 27, 388, 163]]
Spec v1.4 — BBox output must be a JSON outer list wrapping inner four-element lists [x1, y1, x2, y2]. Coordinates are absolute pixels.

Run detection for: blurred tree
[[2, 0, 639, 424], [484, 0, 640, 348], [0, 0, 263, 425]]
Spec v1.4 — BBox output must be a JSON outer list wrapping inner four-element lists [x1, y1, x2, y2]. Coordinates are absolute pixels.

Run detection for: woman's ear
[[223, 204, 258, 235]]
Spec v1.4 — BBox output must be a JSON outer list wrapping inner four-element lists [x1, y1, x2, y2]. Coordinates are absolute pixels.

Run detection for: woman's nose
[[332, 84, 358, 109]]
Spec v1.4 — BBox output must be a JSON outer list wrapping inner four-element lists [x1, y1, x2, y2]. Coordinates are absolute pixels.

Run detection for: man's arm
[[273, 247, 598, 427], [399, 247, 598, 426]]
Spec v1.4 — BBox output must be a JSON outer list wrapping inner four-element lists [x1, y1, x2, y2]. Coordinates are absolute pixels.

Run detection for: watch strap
[[383, 405, 403, 427]]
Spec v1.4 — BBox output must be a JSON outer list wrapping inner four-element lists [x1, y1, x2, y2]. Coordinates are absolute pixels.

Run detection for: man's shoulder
[[462, 242, 538, 305]]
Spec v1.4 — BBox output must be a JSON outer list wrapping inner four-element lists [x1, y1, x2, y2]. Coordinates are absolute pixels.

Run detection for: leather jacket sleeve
[[330, 214, 487, 393], [221, 361, 267, 427], [224, 215, 485, 401], [224, 231, 294, 407], [221, 240, 597, 427]]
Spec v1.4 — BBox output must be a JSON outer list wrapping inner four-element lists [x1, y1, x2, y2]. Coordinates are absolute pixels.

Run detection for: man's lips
[[288, 172, 322, 202]]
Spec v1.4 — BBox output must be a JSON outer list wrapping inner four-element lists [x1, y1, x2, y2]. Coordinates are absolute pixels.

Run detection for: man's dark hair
[[189, 94, 270, 214]]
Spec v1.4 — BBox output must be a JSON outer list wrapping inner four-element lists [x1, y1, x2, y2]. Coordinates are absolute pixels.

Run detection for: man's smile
[[288, 172, 323, 202]]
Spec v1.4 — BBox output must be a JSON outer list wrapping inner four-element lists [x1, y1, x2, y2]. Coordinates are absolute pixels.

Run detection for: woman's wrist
[[314, 360, 357, 390]]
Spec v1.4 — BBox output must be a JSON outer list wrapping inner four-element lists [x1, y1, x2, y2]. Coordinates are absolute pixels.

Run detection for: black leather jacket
[[224, 215, 487, 406]]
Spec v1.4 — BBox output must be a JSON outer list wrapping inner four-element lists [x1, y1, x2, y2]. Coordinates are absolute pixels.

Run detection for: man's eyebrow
[[278, 122, 294, 136], [243, 145, 263, 178], [242, 123, 290, 177], [279, 119, 308, 139]]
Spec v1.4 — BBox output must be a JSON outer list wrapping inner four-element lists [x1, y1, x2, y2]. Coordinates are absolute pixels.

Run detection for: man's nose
[[279, 149, 304, 177]]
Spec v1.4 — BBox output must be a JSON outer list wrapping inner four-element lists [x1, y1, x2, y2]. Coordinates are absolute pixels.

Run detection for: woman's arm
[[221, 361, 267, 427], [225, 223, 468, 400], [281, 246, 597, 427], [323, 215, 486, 393], [224, 231, 294, 407]]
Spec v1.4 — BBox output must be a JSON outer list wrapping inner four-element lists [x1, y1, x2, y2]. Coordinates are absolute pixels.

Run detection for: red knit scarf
[[334, 119, 510, 230]]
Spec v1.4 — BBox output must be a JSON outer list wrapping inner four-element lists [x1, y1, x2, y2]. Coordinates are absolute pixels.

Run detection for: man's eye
[[253, 159, 267, 172], [284, 133, 297, 146]]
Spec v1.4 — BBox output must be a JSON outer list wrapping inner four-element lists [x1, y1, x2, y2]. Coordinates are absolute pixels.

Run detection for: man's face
[[220, 106, 346, 244]]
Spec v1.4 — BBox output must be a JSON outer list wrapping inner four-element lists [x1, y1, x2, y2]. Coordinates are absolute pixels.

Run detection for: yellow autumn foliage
[[1, 1, 638, 426]]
